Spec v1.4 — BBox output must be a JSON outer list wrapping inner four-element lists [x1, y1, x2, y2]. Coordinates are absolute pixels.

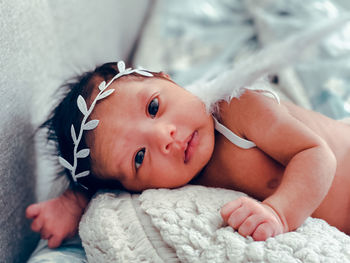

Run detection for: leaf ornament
[[71, 125, 77, 144], [59, 156, 73, 171], [58, 60, 154, 189], [77, 95, 88, 115], [83, 120, 99, 130], [98, 81, 106, 91], [135, 69, 153, 77], [97, 89, 115, 100], [76, 149, 90, 158], [76, 171, 90, 179], [117, 61, 126, 72]]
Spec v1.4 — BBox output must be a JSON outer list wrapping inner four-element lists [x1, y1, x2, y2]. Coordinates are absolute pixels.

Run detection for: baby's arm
[[221, 90, 336, 240], [26, 188, 90, 248]]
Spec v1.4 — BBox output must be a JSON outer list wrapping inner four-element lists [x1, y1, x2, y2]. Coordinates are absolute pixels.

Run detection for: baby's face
[[89, 76, 215, 191]]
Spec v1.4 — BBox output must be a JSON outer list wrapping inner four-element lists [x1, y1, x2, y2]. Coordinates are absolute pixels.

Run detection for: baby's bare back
[[196, 97, 350, 234]]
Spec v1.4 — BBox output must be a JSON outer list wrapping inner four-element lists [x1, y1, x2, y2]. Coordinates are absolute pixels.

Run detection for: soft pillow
[[80, 185, 350, 263]]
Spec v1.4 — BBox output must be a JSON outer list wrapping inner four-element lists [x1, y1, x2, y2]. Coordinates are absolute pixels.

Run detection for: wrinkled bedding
[[80, 185, 350, 263]]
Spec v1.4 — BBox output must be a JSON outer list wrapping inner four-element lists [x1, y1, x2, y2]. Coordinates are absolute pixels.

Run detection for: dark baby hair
[[42, 62, 168, 193], [42, 62, 124, 192]]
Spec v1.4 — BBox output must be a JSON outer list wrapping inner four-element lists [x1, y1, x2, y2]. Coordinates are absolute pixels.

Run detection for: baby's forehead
[[88, 120, 127, 181], [87, 78, 149, 171], [87, 74, 169, 134]]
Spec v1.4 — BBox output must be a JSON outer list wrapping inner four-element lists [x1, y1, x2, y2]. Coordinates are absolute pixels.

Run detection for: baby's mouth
[[184, 131, 199, 163]]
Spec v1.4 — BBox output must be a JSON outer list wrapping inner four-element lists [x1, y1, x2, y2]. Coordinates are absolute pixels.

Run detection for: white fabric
[[213, 117, 256, 149], [213, 88, 280, 149], [80, 185, 350, 263]]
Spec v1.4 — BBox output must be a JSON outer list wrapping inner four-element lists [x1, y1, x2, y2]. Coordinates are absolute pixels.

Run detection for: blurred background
[[134, 0, 350, 119]]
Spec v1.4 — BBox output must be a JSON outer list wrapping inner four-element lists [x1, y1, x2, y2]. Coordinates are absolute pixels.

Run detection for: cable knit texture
[[80, 185, 350, 263]]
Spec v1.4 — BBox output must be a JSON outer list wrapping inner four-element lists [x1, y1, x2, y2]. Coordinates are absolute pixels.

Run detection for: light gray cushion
[[0, 1, 53, 261], [0, 0, 150, 261]]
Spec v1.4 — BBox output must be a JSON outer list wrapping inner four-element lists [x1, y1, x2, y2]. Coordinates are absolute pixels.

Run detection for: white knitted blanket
[[79, 185, 350, 263]]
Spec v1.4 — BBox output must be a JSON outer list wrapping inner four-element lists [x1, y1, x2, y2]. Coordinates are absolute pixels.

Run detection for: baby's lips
[[184, 131, 199, 163]]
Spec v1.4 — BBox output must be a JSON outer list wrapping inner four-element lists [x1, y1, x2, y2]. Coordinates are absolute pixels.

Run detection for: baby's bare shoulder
[[219, 89, 290, 138], [219, 89, 327, 165], [220, 89, 288, 121]]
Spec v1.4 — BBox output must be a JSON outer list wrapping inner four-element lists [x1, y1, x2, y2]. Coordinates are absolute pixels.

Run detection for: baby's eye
[[135, 148, 145, 170], [148, 97, 159, 118]]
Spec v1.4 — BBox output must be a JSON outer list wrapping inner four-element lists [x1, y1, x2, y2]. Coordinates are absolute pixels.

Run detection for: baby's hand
[[221, 196, 284, 241], [26, 193, 84, 248]]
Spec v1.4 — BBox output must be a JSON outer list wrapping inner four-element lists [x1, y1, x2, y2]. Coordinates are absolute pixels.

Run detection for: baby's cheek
[[161, 171, 190, 189], [123, 180, 145, 192]]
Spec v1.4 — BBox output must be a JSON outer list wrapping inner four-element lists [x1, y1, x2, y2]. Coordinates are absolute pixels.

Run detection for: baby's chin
[[187, 171, 202, 185]]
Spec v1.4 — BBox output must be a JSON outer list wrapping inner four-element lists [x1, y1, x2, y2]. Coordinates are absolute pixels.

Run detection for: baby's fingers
[[48, 235, 63, 249], [227, 206, 251, 229], [221, 198, 244, 222], [252, 222, 274, 241], [40, 226, 53, 240], [26, 204, 41, 219], [41, 231, 52, 240], [30, 217, 43, 233], [238, 214, 264, 237]]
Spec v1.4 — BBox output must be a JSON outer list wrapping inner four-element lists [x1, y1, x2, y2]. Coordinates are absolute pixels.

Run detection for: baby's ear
[[159, 72, 171, 80]]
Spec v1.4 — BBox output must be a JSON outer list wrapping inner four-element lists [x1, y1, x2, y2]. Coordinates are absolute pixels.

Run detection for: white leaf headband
[[58, 61, 153, 188]]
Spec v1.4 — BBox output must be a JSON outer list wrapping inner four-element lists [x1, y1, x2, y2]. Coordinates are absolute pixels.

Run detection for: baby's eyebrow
[[137, 87, 151, 106]]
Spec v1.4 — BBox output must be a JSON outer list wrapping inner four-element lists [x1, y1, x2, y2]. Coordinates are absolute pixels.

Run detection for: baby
[[26, 60, 350, 249]]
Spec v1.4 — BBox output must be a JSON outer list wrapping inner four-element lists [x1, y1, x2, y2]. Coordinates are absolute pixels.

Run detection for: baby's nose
[[154, 123, 182, 154]]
